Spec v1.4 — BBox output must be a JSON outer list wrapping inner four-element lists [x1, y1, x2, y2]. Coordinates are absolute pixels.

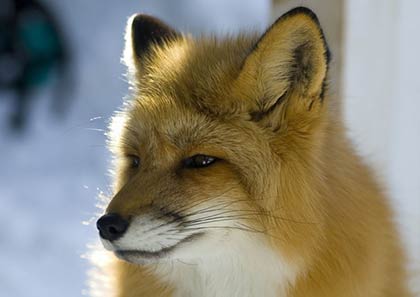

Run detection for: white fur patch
[[155, 231, 298, 297], [100, 201, 299, 296], [109, 214, 189, 253]]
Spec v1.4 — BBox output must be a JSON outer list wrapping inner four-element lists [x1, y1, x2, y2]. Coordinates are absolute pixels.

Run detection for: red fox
[[93, 7, 411, 297]]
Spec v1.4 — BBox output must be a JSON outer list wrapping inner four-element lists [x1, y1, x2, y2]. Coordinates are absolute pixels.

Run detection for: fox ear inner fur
[[235, 7, 330, 122]]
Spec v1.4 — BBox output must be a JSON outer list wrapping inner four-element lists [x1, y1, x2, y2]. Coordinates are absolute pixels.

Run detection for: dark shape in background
[[0, 0, 72, 131]]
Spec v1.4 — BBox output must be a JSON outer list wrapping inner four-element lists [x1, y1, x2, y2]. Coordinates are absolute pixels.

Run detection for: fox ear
[[236, 7, 330, 125], [123, 14, 180, 76]]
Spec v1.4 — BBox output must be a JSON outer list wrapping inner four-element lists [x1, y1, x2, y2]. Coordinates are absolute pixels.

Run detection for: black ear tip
[[280, 7, 330, 64], [130, 13, 179, 57], [132, 13, 151, 22], [282, 7, 320, 24], [131, 14, 162, 30]]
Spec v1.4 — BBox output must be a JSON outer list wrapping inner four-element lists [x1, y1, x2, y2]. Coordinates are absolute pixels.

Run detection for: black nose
[[96, 213, 129, 241]]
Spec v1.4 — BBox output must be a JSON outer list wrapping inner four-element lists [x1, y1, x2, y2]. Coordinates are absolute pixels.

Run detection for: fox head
[[97, 7, 330, 266]]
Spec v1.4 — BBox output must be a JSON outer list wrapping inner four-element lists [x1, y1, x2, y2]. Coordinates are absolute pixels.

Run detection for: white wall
[[344, 0, 420, 290]]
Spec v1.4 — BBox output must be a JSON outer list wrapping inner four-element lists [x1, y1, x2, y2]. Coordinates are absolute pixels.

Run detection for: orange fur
[[91, 7, 411, 297]]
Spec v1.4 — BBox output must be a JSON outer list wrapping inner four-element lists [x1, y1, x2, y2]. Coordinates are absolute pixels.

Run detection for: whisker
[[174, 184, 242, 215], [185, 208, 317, 225], [176, 259, 197, 266], [84, 128, 105, 132], [177, 225, 265, 235], [183, 211, 259, 225], [182, 199, 251, 219], [177, 224, 283, 241], [147, 186, 241, 231]]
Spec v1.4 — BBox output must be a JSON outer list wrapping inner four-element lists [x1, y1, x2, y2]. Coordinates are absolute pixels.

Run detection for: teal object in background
[[18, 11, 61, 86]]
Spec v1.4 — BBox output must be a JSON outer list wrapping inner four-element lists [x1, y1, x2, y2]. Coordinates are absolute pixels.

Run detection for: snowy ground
[[0, 1, 418, 297]]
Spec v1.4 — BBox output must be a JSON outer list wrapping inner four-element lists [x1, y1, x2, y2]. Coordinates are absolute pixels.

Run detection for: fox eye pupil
[[128, 155, 140, 168], [184, 154, 217, 169]]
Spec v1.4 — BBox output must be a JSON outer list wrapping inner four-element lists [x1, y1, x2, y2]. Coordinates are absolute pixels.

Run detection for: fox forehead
[[118, 97, 255, 160], [133, 35, 259, 117], [116, 35, 268, 155], [123, 100, 213, 153]]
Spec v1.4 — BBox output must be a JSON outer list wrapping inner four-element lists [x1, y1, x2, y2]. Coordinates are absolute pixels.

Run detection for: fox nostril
[[96, 213, 129, 241], [108, 226, 118, 234]]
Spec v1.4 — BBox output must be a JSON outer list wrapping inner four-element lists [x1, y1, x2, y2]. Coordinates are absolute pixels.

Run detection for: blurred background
[[0, 0, 418, 296]]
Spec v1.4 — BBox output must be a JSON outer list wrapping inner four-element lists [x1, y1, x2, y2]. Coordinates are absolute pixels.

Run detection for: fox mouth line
[[115, 232, 203, 260]]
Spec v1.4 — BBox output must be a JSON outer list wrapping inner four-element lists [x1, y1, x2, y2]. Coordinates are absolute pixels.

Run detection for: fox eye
[[127, 155, 140, 169], [183, 154, 217, 169]]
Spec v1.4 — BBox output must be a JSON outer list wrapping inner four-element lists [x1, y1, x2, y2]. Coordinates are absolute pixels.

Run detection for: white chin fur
[[155, 231, 300, 297], [98, 201, 300, 297], [100, 238, 116, 251]]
